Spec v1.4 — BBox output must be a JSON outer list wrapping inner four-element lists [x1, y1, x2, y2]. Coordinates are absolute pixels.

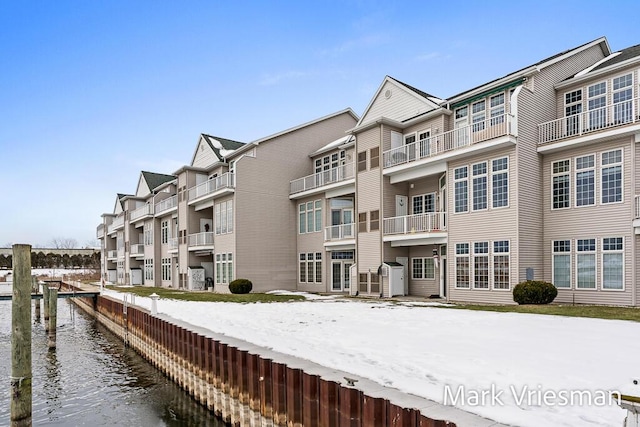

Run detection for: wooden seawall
[[70, 291, 466, 426]]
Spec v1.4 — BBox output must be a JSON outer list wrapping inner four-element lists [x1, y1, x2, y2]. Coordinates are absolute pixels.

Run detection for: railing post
[[11, 244, 32, 427], [47, 287, 57, 349]]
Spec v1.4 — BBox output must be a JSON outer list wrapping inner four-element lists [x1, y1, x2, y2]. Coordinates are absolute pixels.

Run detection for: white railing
[[383, 212, 447, 235], [107, 250, 117, 259], [155, 195, 177, 215], [635, 195, 640, 220], [188, 173, 235, 201], [96, 224, 104, 239], [130, 204, 153, 221], [108, 215, 125, 234], [130, 244, 145, 256], [187, 232, 214, 247], [290, 163, 355, 195], [383, 114, 512, 168], [539, 98, 639, 145], [169, 237, 179, 250], [324, 223, 355, 241]]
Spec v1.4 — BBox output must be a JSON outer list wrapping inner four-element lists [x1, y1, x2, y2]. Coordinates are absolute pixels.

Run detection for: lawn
[[106, 285, 305, 303]]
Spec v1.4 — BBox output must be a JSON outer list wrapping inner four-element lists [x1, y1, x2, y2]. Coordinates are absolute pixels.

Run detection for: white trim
[[551, 158, 571, 210], [600, 148, 624, 205], [490, 155, 510, 209], [574, 153, 596, 208], [471, 161, 488, 212], [575, 238, 597, 290], [551, 239, 572, 289], [601, 237, 625, 291]]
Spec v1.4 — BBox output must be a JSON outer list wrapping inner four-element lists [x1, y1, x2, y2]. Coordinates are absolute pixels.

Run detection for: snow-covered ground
[[103, 289, 638, 427], [0, 268, 86, 279]]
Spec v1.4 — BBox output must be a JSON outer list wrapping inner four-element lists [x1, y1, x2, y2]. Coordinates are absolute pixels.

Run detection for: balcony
[[634, 196, 640, 234], [188, 173, 235, 208], [107, 215, 125, 235], [130, 204, 154, 222], [324, 223, 355, 249], [155, 195, 177, 216], [290, 163, 355, 199], [383, 115, 515, 183], [107, 250, 117, 260], [187, 232, 214, 251], [382, 212, 447, 247], [538, 99, 640, 151], [96, 224, 104, 239], [168, 237, 179, 253], [130, 244, 145, 257]]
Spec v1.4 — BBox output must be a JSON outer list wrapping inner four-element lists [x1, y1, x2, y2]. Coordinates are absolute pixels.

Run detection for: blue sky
[[1, 1, 638, 248]]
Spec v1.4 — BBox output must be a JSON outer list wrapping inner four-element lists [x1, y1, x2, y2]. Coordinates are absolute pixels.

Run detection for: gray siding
[[362, 80, 434, 124]]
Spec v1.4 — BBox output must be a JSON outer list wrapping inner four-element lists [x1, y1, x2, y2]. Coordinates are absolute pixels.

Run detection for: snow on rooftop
[[311, 135, 354, 156], [102, 290, 635, 426]]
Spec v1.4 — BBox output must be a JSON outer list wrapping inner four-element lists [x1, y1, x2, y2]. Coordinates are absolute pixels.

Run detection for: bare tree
[[84, 239, 100, 249], [49, 237, 78, 249]]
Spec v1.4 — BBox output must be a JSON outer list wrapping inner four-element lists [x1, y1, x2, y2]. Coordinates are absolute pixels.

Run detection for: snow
[[103, 289, 636, 427], [0, 268, 83, 279], [310, 135, 354, 156]]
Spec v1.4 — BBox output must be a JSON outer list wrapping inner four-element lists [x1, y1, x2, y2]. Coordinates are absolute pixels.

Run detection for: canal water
[[0, 284, 223, 426]]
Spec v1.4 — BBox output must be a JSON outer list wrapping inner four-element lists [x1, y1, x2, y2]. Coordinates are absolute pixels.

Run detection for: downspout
[[380, 124, 385, 298]]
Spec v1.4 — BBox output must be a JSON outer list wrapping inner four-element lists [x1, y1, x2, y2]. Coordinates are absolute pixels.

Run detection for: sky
[[1, 1, 639, 248]]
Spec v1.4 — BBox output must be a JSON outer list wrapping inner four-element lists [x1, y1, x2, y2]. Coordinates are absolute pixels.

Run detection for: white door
[[389, 267, 405, 297], [396, 257, 409, 295], [331, 261, 352, 292], [395, 195, 408, 233]]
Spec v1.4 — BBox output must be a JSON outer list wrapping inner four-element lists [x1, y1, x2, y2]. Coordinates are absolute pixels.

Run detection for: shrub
[[229, 278, 253, 294], [513, 280, 558, 305]]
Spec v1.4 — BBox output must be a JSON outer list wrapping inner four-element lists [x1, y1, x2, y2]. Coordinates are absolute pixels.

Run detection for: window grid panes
[[576, 238, 596, 289], [454, 166, 468, 213], [601, 149, 622, 204], [602, 237, 623, 290], [552, 160, 570, 209], [552, 240, 571, 288], [472, 162, 487, 211], [493, 240, 510, 290], [455, 243, 470, 288], [473, 242, 489, 289], [492, 157, 508, 208], [575, 155, 595, 207]]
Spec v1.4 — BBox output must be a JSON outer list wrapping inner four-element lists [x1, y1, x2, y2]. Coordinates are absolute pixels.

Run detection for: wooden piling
[[48, 287, 58, 349], [11, 244, 32, 427], [32, 276, 40, 322], [43, 284, 50, 330]]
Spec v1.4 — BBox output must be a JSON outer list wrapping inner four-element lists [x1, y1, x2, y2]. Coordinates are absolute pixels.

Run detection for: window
[[493, 241, 510, 290], [552, 160, 570, 209], [454, 166, 468, 213], [575, 155, 595, 206], [161, 220, 169, 244], [490, 93, 505, 126], [144, 259, 153, 281], [298, 200, 322, 234], [412, 257, 435, 280], [552, 240, 571, 288], [315, 252, 322, 283], [565, 90, 582, 136], [369, 210, 379, 231], [357, 151, 367, 172], [418, 129, 431, 157], [412, 193, 435, 215], [472, 100, 486, 132], [491, 157, 508, 208], [455, 243, 470, 288], [601, 149, 622, 204], [215, 200, 233, 234], [161, 258, 171, 281], [299, 253, 322, 284], [472, 162, 487, 211], [587, 82, 606, 129], [215, 253, 233, 284], [602, 237, 623, 290], [473, 242, 489, 289], [370, 147, 379, 169], [576, 238, 596, 289], [358, 212, 367, 233], [299, 254, 306, 282], [613, 73, 633, 124], [144, 223, 153, 245], [315, 151, 346, 174]]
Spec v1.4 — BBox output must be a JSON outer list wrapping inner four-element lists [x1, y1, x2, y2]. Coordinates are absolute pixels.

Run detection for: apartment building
[[97, 109, 358, 292], [98, 36, 640, 306]]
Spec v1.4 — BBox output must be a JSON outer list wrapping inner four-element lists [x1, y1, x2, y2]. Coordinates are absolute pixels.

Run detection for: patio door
[[331, 261, 352, 291], [331, 207, 353, 239]]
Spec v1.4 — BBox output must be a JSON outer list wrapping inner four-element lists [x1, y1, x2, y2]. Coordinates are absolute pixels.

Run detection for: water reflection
[[0, 298, 223, 426]]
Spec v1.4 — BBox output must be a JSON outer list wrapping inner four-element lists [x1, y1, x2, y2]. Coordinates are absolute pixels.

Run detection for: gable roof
[[141, 171, 176, 192], [591, 43, 640, 72], [388, 76, 441, 103], [201, 134, 245, 159]]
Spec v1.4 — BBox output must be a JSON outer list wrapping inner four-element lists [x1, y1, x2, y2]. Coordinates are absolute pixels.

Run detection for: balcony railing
[[383, 212, 447, 235], [96, 224, 104, 239], [107, 250, 117, 259], [383, 114, 513, 169], [155, 195, 177, 216], [324, 223, 355, 241], [290, 163, 355, 195], [108, 215, 125, 234], [169, 237, 179, 251], [188, 173, 235, 201], [539, 98, 639, 145], [130, 244, 145, 256], [130, 204, 154, 221], [187, 232, 214, 248]]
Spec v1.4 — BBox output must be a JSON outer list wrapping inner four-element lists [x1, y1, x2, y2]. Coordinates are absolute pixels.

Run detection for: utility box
[[384, 262, 405, 297], [130, 268, 142, 285]]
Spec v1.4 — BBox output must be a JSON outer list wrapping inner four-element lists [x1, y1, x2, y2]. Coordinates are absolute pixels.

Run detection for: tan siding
[[235, 112, 357, 293], [192, 140, 218, 168], [362, 81, 433, 124], [296, 195, 328, 292]]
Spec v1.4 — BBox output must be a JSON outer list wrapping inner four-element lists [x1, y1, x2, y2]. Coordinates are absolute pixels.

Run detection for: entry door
[[396, 257, 408, 295], [440, 256, 447, 298], [343, 209, 353, 238], [331, 261, 352, 291], [455, 119, 469, 147]]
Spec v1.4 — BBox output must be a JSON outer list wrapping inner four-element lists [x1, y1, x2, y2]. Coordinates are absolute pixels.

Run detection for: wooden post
[[32, 276, 40, 322], [11, 244, 32, 426], [48, 287, 58, 349], [43, 284, 50, 331]]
